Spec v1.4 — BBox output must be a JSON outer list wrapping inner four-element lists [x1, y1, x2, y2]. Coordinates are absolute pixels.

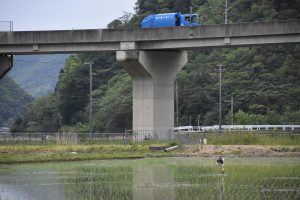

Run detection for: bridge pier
[[0, 55, 13, 79], [117, 50, 187, 140]]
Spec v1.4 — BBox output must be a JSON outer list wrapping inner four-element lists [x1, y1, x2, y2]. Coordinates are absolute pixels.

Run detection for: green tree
[[56, 55, 90, 125], [0, 76, 33, 127], [235, 110, 250, 124], [93, 73, 132, 132], [13, 95, 61, 132]]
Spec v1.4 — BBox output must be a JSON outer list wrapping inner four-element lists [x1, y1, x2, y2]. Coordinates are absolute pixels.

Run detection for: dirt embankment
[[179, 145, 300, 157]]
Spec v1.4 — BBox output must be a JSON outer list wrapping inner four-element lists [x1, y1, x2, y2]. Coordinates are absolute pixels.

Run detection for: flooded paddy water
[[0, 157, 299, 200]]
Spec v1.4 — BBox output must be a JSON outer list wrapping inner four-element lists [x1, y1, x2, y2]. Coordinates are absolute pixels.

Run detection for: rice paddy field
[[0, 157, 299, 200]]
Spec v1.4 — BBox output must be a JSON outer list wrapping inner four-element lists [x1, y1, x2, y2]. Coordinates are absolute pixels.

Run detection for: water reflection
[[0, 171, 67, 200], [133, 165, 175, 200], [217, 175, 225, 200], [63, 166, 133, 200], [0, 157, 299, 200]]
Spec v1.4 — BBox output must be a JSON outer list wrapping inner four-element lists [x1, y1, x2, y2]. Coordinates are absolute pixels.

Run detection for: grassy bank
[[200, 131, 300, 145], [0, 143, 173, 164], [1, 132, 299, 164], [1, 143, 300, 164]]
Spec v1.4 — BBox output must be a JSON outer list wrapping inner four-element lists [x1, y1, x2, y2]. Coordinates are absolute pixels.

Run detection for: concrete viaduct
[[1, 20, 300, 139]]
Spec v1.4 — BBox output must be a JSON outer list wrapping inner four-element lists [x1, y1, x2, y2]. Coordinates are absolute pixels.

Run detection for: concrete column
[[117, 50, 187, 139], [0, 55, 13, 79]]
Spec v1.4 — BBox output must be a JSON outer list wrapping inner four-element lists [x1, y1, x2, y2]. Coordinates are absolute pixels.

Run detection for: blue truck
[[141, 12, 202, 28]]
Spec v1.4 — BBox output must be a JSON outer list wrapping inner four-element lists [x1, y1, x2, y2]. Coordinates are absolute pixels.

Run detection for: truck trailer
[[141, 12, 202, 28]]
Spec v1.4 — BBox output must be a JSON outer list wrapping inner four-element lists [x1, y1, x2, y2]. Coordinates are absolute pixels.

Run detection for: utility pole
[[225, 0, 228, 24], [85, 61, 94, 133], [225, 96, 234, 125], [231, 96, 234, 125], [197, 114, 201, 130], [189, 6, 193, 26], [215, 64, 225, 132], [175, 81, 179, 126]]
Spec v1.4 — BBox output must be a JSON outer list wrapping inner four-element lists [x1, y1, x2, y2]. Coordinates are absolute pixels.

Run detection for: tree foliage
[[0, 77, 33, 127], [93, 73, 132, 132], [11, 95, 61, 132]]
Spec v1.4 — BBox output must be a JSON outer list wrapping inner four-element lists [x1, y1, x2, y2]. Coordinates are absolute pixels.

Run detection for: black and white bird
[[217, 157, 225, 174]]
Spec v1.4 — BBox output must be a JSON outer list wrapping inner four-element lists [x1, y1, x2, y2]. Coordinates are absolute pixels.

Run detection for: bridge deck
[[0, 20, 300, 54]]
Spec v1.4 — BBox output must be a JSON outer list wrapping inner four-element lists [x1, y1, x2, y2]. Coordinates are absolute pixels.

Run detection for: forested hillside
[[11, 0, 300, 132], [9, 54, 68, 97], [0, 76, 33, 127]]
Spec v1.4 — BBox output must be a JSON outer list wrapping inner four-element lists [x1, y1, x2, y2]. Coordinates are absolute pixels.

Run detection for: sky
[[0, 0, 137, 31]]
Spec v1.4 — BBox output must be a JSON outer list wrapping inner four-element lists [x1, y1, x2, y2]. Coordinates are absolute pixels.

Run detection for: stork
[[217, 157, 225, 174]]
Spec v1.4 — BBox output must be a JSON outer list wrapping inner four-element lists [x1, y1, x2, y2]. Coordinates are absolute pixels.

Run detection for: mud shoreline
[[179, 145, 300, 157]]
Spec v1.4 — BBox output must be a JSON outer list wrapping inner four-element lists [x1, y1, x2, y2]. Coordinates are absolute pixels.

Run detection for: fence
[[125, 129, 174, 142], [1, 130, 299, 145], [0, 132, 132, 144]]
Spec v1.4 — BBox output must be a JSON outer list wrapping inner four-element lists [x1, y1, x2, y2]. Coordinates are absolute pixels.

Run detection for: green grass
[[206, 132, 300, 145], [0, 143, 174, 164], [0, 133, 299, 164], [173, 157, 300, 200]]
